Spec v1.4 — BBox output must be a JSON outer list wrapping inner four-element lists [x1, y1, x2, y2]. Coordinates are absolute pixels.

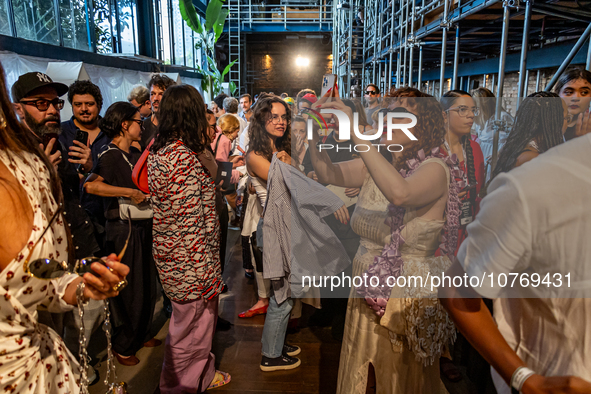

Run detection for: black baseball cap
[[11, 72, 69, 102]]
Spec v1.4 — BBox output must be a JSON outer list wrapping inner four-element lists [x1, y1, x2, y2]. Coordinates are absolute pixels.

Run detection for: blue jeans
[[261, 295, 294, 358]]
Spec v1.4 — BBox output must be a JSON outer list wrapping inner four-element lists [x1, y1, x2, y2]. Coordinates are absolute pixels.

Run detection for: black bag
[[250, 230, 264, 273]]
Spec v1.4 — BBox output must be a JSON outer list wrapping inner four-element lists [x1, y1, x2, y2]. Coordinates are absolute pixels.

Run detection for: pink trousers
[[159, 296, 218, 393]]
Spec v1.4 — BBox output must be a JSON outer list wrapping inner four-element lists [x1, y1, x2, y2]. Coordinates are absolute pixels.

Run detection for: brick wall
[[247, 44, 332, 97]]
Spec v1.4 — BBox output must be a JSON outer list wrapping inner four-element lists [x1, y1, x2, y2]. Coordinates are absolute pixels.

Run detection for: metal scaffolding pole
[[347, 6, 353, 93], [491, 4, 511, 173], [409, 0, 415, 87], [467, 76, 471, 91], [517, 0, 532, 105], [418, 46, 423, 89], [546, 23, 591, 91], [402, 0, 408, 86], [495, 6, 510, 118], [379, 61, 383, 93], [396, 51, 402, 88], [389, 51, 394, 90], [492, 74, 496, 95], [587, 38, 591, 70], [439, 0, 449, 97], [452, 26, 460, 90], [536, 69, 541, 91], [389, 0, 396, 89], [523, 69, 530, 97]]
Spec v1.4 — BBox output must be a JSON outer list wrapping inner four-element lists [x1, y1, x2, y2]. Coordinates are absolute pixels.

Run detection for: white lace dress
[[336, 158, 452, 394], [0, 150, 80, 394]]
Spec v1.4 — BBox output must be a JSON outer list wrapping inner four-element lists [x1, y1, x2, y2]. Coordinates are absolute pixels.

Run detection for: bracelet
[[76, 281, 89, 307], [511, 366, 536, 393]]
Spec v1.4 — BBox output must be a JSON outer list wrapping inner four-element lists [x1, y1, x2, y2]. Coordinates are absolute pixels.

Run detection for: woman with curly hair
[[490, 91, 568, 181], [309, 88, 460, 393], [245, 96, 303, 371]]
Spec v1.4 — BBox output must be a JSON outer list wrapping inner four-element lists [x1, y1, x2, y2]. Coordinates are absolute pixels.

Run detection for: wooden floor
[[88, 228, 494, 394]]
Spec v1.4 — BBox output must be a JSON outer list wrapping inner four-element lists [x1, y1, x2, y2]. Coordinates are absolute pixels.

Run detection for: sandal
[[238, 304, 268, 318], [440, 357, 462, 382], [206, 370, 231, 390]]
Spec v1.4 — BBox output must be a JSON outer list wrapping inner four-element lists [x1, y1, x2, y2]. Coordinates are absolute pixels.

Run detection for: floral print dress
[[0, 150, 80, 394]]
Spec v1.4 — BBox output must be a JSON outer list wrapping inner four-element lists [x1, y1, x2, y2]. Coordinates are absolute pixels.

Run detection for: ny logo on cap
[[36, 73, 51, 83]]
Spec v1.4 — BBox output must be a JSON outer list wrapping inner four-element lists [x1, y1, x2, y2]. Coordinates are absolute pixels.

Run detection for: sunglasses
[[20, 98, 65, 111], [23, 208, 131, 280], [365, 91, 378, 96]]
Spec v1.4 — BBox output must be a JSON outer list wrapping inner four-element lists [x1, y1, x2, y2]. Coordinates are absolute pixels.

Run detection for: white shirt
[[457, 134, 591, 394]]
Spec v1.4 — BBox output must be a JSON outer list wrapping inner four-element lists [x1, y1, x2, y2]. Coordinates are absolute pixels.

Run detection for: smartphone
[[42, 132, 60, 155], [74, 129, 89, 146], [321, 74, 337, 97]]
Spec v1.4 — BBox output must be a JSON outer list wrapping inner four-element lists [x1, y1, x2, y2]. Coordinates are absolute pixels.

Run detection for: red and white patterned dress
[[0, 150, 80, 394], [147, 140, 224, 302]]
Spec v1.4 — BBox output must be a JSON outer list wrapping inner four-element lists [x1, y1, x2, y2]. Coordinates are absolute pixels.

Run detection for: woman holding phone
[[309, 88, 459, 393]]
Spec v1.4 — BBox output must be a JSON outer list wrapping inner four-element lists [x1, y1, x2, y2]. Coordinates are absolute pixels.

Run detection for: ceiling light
[[295, 56, 310, 66]]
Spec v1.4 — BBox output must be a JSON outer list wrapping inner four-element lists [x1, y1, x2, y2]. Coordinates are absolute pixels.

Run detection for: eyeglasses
[[20, 98, 65, 111], [269, 115, 290, 125], [447, 106, 480, 117], [131, 119, 145, 131], [23, 208, 131, 280], [365, 91, 378, 96]]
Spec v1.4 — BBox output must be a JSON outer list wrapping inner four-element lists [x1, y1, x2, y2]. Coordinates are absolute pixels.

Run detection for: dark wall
[[246, 36, 332, 97]]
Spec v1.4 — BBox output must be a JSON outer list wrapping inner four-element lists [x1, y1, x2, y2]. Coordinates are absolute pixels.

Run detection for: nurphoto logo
[[306, 109, 418, 153]]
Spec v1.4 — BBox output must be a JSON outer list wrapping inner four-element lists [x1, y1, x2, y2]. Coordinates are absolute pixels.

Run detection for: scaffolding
[[333, 0, 591, 101], [332, 0, 591, 174]]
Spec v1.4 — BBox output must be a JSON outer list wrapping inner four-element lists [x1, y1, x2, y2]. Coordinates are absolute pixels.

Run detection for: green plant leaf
[[229, 81, 237, 95], [205, 0, 225, 31], [179, 0, 203, 35], [221, 59, 237, 79], [213, 8, 229, 43], [207, 56, 222, 80]]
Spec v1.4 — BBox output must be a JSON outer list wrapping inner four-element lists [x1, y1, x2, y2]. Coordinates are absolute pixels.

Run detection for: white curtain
[[0, 51, 203, 117]]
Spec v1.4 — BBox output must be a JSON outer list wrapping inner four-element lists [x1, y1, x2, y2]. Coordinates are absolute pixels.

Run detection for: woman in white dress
[[0, 64, 129, 393], [309, 89, 460, 393]]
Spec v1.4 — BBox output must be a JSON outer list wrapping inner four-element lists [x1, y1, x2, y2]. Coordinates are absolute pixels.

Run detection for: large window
[[0, 1, 12, 36], [12, 0, 60, 45], [154, 0, 201, 69], [59, 0, 91, 51], [1, 0, 200, 70], [1, 0, 140, 54]]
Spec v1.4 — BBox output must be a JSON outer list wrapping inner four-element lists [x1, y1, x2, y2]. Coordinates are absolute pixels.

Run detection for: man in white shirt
[[440, 134, 591, 394]]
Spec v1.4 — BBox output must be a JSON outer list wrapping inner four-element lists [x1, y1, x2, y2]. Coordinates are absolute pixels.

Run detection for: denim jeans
[[261, 295, 294, 358]]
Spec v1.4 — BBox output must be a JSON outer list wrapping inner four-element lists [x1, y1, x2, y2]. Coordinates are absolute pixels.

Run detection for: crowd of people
[[0, 58, 590, 394]]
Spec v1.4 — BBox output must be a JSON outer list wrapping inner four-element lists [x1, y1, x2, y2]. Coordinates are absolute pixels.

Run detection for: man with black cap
[[12, 71, 102, 384], [12, 72, 100, 259]]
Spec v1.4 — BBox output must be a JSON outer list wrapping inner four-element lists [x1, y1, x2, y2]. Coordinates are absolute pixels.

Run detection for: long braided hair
[[489, 91, 564, 182], [440, 90, 477, 211]]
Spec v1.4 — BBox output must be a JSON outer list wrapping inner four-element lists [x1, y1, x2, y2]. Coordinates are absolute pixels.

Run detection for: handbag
[[213, 134, 237, 195], [118, 197, 153, 220], [131, 138, 155, 194]]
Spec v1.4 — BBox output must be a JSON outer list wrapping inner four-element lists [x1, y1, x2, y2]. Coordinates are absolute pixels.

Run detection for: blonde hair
[[217, 114, 240, 137]]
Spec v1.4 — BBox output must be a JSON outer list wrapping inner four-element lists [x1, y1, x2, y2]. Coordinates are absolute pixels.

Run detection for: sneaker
[[260, 355, 301, 372], [283, 343, 301, 357]]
